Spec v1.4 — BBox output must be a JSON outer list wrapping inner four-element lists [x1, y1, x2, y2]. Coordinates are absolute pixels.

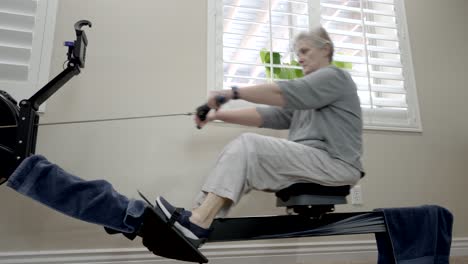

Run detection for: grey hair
[[294, 26, 334, 62]]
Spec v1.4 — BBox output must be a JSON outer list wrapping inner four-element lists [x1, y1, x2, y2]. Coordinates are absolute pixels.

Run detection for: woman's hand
[[194, 109, 217, 129]]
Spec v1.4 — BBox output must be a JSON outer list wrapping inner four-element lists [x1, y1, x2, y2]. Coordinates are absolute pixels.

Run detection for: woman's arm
[[195, 108, 262, 129], [207, 83, 286, 109], [197, 82, 289, 129]]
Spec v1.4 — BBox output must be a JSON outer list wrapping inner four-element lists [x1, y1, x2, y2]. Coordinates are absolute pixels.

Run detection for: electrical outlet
[[351, 185, 363, 205]]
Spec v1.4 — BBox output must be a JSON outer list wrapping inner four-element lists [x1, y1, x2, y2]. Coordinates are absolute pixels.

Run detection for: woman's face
[[295, 39, 329, 75]]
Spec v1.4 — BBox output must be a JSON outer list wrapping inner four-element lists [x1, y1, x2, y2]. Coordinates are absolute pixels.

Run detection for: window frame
[[207, 0, 422, 132]]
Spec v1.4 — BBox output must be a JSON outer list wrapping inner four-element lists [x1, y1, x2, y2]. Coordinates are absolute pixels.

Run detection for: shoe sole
[[156, 197, 200, 241]]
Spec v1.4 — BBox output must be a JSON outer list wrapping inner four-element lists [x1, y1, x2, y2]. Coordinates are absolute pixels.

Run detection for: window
[[207, 0, 422, 131], [0, 0, 58, 103]]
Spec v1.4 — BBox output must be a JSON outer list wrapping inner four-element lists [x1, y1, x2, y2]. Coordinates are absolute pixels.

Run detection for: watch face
[[232, 86, 239, 99]]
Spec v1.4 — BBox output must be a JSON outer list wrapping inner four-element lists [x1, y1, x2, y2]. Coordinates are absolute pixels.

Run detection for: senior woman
[[157, 26, 364, 244]]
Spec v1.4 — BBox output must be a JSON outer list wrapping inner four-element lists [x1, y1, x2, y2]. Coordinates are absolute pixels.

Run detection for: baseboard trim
[[0, 238, 467, 264], [453, 237, 468, 256]]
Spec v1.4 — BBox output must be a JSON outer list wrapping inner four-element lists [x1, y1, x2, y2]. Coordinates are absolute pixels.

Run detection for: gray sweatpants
[[194, 133, 361, 217]]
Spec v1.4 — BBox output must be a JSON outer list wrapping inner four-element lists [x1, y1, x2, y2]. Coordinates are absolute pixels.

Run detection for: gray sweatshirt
[[256, 65, 363, 172]]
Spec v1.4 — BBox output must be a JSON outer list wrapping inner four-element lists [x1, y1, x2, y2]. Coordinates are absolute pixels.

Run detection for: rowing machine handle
[[195, 95, 227, 129]]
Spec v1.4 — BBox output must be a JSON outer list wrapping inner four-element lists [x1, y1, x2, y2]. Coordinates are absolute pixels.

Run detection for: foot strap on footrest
[[168, 208, 183, 226]]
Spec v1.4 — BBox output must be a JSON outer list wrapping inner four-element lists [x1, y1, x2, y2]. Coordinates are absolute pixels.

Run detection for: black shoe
[[156, 196, 211, 244]]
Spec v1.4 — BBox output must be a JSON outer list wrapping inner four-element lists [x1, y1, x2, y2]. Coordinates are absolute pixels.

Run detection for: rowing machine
[[0, 20, 92, 185]]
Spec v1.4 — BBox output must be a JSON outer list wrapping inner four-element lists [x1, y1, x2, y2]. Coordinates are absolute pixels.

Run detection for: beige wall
[[0, 0, 467, 252]]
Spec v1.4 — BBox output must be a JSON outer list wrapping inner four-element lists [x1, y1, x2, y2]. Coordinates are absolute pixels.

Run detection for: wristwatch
[[231, 86, 240, 100]]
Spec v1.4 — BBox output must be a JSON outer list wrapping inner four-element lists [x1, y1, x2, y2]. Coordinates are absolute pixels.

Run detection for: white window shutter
[[0, 0, 57, 103], [320, 0, 420, 130], [218, 0, 309, 89]]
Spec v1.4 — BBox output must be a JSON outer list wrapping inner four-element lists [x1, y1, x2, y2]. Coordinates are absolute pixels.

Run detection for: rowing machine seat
[[275, 183, 350, 217]]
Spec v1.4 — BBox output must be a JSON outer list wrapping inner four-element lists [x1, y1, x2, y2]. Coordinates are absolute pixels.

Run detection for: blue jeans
[[6, 155, 147, 233]]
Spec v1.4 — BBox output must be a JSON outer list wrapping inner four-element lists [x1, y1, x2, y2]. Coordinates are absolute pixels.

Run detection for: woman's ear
[[322, 43, 332, 59]]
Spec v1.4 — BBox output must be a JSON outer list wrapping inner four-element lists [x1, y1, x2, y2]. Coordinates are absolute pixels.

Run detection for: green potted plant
[[259, 49, 352, 80]]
